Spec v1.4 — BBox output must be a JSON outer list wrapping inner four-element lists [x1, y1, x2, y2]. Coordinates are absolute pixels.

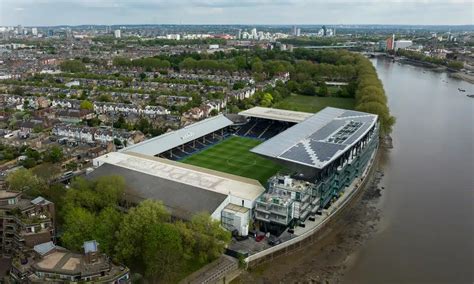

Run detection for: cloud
[[0, 0, 472, 26]]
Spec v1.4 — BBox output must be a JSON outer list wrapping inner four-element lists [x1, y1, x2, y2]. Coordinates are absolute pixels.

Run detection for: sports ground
[[180, 136, 282, 185]]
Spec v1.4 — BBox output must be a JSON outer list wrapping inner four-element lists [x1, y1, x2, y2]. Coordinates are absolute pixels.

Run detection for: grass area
[[180, 136, 282, 185], [275, 94, 355, 113]]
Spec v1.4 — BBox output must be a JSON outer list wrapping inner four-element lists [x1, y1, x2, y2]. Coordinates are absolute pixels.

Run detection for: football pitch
[[180, 136, 282, 185]]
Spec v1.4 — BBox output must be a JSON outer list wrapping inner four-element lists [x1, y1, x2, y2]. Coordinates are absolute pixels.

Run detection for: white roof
[[239, 107, 313, 123], [122, 114, 233, 156], [93, 152, 265, 201], [251, 107, 378, 169]]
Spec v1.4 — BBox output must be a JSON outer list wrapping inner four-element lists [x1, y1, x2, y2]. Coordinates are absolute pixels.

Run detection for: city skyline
[[0, 0, 472, 26]]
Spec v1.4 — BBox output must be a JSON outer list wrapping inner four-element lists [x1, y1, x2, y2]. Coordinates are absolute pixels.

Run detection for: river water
[[343, 58, 474, 283]]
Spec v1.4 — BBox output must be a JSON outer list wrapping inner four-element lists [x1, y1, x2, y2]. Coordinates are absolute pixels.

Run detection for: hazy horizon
[[1, 0, 472, 27]]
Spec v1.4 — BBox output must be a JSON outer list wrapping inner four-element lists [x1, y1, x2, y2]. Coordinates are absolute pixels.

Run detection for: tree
[[60, 60, 87, 73], [31, 163, 61, 182], [44, 146, 63, 163], [12, 86, 24, 96], [116, 200, 170, 264], [251, 58, 264, 74], [318, 81, 329, 96], [188, 213, 231, 263], [143, 223, 184, 281], [94, 175, 126, 207], [93, 207, 122, 256], [80, 100, 94, 111], [447, 61, 463, 70], [61, 207, 96, 251], [301, 81, 316, 96], [259, 93, 273, 107], [98, 94, 112, 102], [6, 168, 44, 195]]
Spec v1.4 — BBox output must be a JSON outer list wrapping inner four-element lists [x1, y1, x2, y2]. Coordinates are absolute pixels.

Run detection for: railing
[[246, 146, 379, 264]]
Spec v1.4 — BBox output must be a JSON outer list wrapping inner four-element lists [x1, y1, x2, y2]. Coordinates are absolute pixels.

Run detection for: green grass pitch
[[180, 136, 282, 185]]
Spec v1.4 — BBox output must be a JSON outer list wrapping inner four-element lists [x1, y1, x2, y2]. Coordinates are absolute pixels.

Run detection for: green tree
[[318, 81, 329, 96], [94, 175, 126, 207], [6, 168, 44, 195], [301, 81, 316, 96], [93, 207, 122, 256], [80, 100, 94, 111], [61, 207, 96, 251], [251, 58, 264, 74], [116, 200, 170, 265], [259, 93, 273, 107], [60, 60, 87, 73], [447, 61, 463, 70], [44, 146, 63, 163], [188, 213, 231, 263], [143, 223, 184, 281]]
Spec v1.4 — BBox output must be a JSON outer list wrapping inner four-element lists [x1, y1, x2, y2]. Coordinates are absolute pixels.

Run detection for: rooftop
[[91, 152, 265, 217], [251, 107, 378, 169], [121, 114, 233, 156], [238, 106, 313, 123]]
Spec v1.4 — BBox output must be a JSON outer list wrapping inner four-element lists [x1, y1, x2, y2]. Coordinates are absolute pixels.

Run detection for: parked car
[[255, 234, 265, 242], [267, 236, 282, 246]]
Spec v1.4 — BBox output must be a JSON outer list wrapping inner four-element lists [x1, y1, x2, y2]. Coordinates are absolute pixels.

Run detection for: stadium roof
[[251, 107, 378, 169], [88, 163, 227, 220], [122, 114, 233, 156], [239, 107, 313, 123], [91, 152, 265, 217]]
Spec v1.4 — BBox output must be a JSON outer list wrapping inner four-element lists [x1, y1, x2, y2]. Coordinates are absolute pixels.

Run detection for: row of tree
[[353, 55, 395, 135]]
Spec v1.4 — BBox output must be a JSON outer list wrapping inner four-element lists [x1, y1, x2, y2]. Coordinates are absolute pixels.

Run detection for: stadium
[[90, 106, 379, 236]]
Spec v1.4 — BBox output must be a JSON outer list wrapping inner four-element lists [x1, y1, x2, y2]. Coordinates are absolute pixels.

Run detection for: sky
[[0, 0, 472, 26]]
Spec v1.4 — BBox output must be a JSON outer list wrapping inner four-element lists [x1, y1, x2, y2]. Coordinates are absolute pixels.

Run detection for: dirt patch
[[234, 169, 385, 284]]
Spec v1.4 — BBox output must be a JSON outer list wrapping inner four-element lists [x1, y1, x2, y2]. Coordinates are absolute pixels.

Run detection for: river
[[238, 58, 474, 284], [342, 58, 474, 283]]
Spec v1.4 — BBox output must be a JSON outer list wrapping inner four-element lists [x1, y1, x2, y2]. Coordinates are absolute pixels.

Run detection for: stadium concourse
[[90, 107, 379, 237]]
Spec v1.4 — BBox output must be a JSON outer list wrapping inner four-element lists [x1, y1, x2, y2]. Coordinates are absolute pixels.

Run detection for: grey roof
[[83, 240, 99, 254], [121, 114, 233, 156], [31, 196, 51, 206], [87, 163, 228, 220], [251, 107, 378, 169], [34, 241, 56, 256], [239, 107, 313, 123]]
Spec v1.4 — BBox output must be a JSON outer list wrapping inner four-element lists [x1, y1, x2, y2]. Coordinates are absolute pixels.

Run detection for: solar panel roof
[[251, 107, 378, 169]]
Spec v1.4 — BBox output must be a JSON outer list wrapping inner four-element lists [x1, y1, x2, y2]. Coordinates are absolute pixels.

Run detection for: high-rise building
[[237, 29, 242, 39], [251, 28, 257, 39], [386, 34, 395, 50], [0, 191, 56, 258], [31, 27, 38, 36], [114, 29, 121, 38], [296, 28, 301, 37]]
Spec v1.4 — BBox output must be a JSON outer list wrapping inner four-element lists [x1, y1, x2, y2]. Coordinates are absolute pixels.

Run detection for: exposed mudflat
[[234, 169, 385, 284]]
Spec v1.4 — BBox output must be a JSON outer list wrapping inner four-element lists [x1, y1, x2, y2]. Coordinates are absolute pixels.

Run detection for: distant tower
[[386, 34, 395, 51], [322, 25, 327, 36], [31, 27, 38, 36], [114, 29, 121, 38], [292, 25, 297, 36], [251, 28, 257, 39], [296, 28, 301, 37], [237, 29, 242, 39]]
